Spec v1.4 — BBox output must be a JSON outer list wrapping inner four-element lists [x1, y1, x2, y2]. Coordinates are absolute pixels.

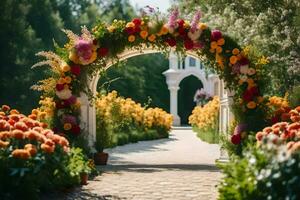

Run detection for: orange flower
[[257, 96, 264, 103], [217, 38, 225, 46], [230, 56, 238, 64], [232, 48, 240, 55], [160, 26, 169, 35], [41, 143, 55, 153], [25, 144, 37, 156], [10, 109, 19, 115], [1, 105, 10, 112], [148, 34, 156, 42], [126, 22, 135, 28], [128, 35, 135, 42], [12, 149, 31, 159], [28, 114, 37, 120], [63, 123, 72, 131], [247, 101, 257, 109], [210, 41, 218, 50], [57, 78, 66, 85], [0, 112, 5, 116], [64, 76, 72, 84], [140, 30, 148, 39], [216, 46, 223, 53], [0, 140, 9, 148], [12, 129, 25, 139], [209, 48, 215, 53]]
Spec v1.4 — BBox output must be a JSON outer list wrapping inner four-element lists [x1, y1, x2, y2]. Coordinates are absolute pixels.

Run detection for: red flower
[[242, 87, 260, 102], [98, 47, 109, 57], [184, 39, 194, 50], [239, 57, 250, 66], [132, 18, 142, 26], [271, 116, 280, 124], [135, 26, 141, 33], [166, 38, 177, 47], [56, 84, 64, 91], [71, 65, 81, 76], [71, 125, 81, 135], [211, 30, 222, 41], [92, 39, 98, 45], [125, 27, 136, 35], [231, 134, 241, 145], [178, 27, 187, 37], [55, 100, 65, 109], [177, 19, 184, 27]]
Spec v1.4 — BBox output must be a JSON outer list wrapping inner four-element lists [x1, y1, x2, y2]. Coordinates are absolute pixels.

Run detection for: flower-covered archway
[[33, 8, 270, 152]]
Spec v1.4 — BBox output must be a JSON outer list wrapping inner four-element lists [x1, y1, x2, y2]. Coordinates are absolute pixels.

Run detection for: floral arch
[[33, 9, 270, 152]]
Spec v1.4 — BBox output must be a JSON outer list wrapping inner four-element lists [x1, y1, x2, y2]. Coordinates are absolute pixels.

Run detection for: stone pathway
[[65, 129, 221, 200]]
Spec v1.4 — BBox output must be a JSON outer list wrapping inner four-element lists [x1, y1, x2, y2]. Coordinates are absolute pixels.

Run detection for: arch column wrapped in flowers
[[33, 8, 270, 154]]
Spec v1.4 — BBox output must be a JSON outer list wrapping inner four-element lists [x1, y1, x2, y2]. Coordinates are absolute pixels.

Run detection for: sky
[[129, 0, 172, 13]]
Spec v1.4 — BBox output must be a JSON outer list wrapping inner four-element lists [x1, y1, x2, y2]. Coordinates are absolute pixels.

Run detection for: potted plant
[[94, 120, 111, 165]]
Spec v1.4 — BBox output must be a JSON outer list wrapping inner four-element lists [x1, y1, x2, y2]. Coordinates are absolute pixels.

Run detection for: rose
[[166, 38, 177, 47], [211, 30, 222, 41], [132, 18, 142, 26], [71, 65, 81, 76], [231, 133, 241, 145], [184, 39, 194, 50], [98, 47, 109, 57], [56, 84, 64, 91]]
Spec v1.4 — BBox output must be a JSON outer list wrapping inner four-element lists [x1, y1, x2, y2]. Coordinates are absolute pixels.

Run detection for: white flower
[[56, 88, 72, 100], [240, 65, 249, 74]]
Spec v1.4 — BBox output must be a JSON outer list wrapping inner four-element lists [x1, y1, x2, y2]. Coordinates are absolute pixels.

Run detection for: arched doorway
[[178, 75, 203, 125]]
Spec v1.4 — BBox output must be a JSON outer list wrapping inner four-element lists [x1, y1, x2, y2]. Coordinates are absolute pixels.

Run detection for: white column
[[79, 92, 96, 152], [169, 86, 181, 126]]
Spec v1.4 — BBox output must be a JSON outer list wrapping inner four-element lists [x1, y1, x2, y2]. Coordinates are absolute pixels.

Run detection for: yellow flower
[[126, 22, 135, 28], [140, 30, 148, 39], [232, 48, 240, 55], [217, 38, 225, 46], [63, 123, 72, 131], [148, 34, 156, 42], [89, 51, 97, 63], [64, 76, 72, 84], [258, 56, 269, 65], [183, 21, 190, 28], [247, 101, 257, 109], [107, 25, 115, 33], [230, 56, 238, 64], [210, 41, 218, 50], [68, 51, 80, 64], [128, 35, 135, 42], [198, 23, 207, 30]]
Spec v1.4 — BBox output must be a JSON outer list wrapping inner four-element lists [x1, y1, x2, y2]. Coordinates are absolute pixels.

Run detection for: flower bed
[[0, 105, 93, 199], [95, 91, 172, 150], [189, 96, 219, 144]]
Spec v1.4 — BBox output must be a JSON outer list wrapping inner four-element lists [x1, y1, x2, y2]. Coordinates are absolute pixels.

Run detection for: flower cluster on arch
[[33, 8, 270, 145]]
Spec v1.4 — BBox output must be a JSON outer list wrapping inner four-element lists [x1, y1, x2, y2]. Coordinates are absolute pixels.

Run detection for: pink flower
[[62, 115, 77, 125], [64, 95, 77, 106], [168, 8, 179, 29], [193, 41, 204, 49], [75, 39, 93, 61], [190, 11, 201, 33], [211, 30, 222, 41]]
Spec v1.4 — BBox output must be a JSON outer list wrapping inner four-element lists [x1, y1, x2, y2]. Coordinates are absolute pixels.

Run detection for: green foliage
[[193, 126, 219, 144], [288, 85, 300, 108]]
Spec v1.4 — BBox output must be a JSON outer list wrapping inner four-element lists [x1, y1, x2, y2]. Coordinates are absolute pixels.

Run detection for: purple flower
[[190, 11, 201, 33], [211, 30, 222, 41], [62, 115, 77, 125], [234, 123, 247, 135], [75, 38, 93, 60], [168, 8, 179, 29]]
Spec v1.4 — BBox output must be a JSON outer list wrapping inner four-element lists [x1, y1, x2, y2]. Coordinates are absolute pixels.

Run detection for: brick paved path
[[66, 129, 222, 200]]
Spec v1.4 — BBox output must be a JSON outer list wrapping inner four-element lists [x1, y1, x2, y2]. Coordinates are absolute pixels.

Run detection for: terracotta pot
[[94, 152, 109, 165], [80, 173, 88, 185]]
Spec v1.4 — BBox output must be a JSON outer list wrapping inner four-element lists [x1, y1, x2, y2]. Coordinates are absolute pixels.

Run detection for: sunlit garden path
[[67, 129, 221, 200]]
